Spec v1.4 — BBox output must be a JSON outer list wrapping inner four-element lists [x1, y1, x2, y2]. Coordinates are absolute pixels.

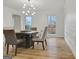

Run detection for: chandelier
[[22, 0, 36, 16]]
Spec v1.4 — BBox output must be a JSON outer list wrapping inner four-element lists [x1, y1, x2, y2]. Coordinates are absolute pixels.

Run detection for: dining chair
[[3, 56, 12, 59], [31, 27, 37, 31], [3, 30, 26, 56], [32, 26, 48, 50]]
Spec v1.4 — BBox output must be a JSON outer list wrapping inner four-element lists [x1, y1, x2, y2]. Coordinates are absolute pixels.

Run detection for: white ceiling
[[3, 0, 65, 14]]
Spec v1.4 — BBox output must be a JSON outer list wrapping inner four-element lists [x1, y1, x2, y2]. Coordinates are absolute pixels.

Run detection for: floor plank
[[4, 38, 75, 59]]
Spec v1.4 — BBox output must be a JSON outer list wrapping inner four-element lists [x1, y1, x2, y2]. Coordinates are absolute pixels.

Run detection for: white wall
[[32, 9, 64, 37], [32, 14, 47, 31], [3, 6, 13, 28], [3, 6, 25, 30], [64, 0, 76, 57]]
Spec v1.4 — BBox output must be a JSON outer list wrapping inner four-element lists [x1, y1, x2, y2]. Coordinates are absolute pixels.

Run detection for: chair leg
[[6, 44, 9, 54], [15, 45, 17, 56], [32, 42, 34, 49], [42, 42, 45, 50], [45, 39, 47, 46]]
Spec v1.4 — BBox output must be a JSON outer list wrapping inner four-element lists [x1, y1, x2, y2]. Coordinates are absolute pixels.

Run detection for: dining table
[[16, 31, 38, 48]]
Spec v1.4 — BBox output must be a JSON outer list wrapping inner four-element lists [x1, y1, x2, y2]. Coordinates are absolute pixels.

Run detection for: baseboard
[[65, 37, 76, 57], [47, 34, 64, 38]]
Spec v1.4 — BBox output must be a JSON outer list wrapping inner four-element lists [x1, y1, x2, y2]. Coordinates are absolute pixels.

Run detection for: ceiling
[[3, 0, 65, 14]]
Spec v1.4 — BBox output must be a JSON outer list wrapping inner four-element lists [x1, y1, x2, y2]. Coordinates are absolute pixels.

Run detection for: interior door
[[12, 15, 21, 32]]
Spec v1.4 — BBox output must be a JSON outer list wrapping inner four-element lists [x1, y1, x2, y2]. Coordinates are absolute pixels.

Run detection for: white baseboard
[[65, 36, 76, 57], [47, 34, 64, 38]]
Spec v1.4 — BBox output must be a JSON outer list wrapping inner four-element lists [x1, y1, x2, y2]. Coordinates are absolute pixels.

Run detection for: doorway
[[48, 16, 56, 34], [12, 15, 21, 32]]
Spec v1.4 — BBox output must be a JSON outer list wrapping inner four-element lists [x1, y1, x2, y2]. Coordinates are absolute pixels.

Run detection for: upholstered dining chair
[[3, 30, 26, 56], [31, 27, 37, 31], [3, 56, 12, 59], [32, 26, 48, 50]]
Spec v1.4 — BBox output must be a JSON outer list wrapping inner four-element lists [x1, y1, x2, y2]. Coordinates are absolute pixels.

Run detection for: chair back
[[31, 27, 37, 31], [3, 30, 17, 45], [41, 26, 48, 40]]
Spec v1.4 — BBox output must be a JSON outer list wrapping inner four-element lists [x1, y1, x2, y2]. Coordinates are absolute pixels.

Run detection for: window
[[48, 16, 56, 34], [25, 16, 32, 30]]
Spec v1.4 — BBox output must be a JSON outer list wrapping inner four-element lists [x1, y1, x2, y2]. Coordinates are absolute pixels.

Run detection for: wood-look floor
[[4, 38, 75, 59]]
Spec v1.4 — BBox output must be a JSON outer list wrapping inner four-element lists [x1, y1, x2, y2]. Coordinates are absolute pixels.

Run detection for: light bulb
[[32, 13, 34, 15], [31, 4, 33, 7], [32, 12, 36, 15], [27, 10, 30, 13], [25, 13, 28, 15], [33, 7, 36, 9], [22, 11, 25, 14], [24, 4, 26, 6]]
